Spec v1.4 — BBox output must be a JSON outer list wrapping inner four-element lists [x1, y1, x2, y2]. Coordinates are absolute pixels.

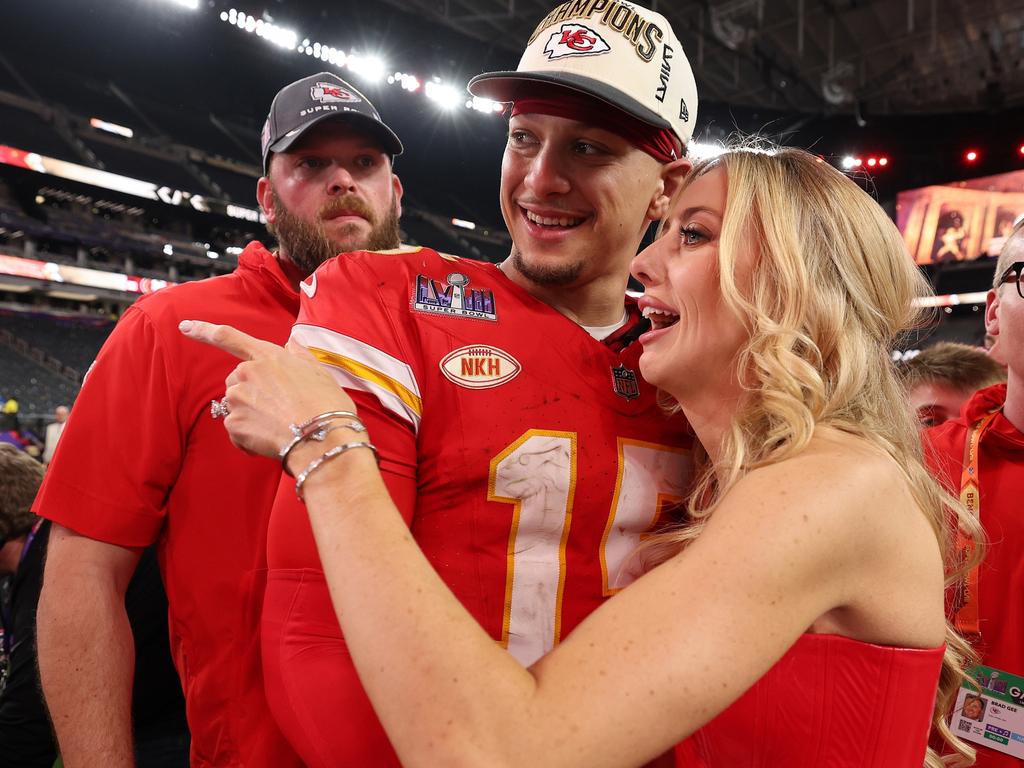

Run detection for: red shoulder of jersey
[[291, 246, 496, 433]]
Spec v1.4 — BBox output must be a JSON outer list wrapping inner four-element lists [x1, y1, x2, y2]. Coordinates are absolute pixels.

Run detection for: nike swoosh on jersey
[[300, 274, 317, 299]]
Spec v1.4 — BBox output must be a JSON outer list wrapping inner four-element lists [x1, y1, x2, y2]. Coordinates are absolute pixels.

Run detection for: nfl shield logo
[[611, 364, 640, 401]]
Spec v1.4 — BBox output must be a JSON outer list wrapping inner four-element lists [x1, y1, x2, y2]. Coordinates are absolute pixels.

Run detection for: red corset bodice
[[676, 633, 944, 767]]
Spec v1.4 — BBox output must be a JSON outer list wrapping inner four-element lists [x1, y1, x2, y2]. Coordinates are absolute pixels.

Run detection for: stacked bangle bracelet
[[294, 441, 379, 501], [279, 410, 365, 474], [277, 410, 379, 500]]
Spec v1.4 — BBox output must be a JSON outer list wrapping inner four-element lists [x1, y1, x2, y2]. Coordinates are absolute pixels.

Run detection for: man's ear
[[257, 174, 276, 228], [392, 173, 404, 219], [647, 157, 692, 221], [985, 288, 1001, 338]]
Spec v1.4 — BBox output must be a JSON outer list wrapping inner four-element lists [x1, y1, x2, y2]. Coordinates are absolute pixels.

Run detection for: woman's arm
[[182, 321, 900, 768]]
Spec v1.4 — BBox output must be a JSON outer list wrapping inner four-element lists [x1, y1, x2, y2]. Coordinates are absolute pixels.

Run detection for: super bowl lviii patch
[[413, 272, 497, 321]]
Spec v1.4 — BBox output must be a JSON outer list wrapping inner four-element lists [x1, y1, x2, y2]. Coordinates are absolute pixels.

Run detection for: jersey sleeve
[[290, 253, 421, 520], [33, 305, 184, 547]]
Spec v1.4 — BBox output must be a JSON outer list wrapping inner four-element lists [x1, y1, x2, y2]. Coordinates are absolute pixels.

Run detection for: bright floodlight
[[425, 80, 462, 110], [168, 0, 199, 9], [841, 156, 855, 169], [348, 53, 386, 82], [469, 96, 501, 113], [90, 118, 134, 139]]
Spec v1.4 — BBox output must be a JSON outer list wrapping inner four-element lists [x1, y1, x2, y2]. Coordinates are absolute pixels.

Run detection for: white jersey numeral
[[488, 430, 576, 669], [489, 432, 688, 667]]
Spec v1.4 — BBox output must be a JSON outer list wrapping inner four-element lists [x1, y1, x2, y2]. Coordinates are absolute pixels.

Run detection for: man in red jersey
[[34, 71, 403, 767], [925, 221, 1024, 768], [257, 4, 700, 765]]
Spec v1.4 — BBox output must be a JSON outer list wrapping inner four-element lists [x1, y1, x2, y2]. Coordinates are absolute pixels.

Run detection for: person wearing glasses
[[924, 222, 1024, 768]]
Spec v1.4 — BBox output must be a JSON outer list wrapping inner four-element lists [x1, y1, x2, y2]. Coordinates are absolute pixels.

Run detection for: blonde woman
[[182, 146, 980, 767]]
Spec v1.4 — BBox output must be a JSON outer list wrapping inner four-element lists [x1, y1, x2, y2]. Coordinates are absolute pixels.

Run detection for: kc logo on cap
[[468, 0, 699, 149], [311, 83, 362, 104], [543, 24, 611, 59]]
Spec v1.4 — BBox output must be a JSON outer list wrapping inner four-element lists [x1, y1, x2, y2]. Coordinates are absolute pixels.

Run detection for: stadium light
[[90, 118, 134, 139], [348, 52, 386, 82], [213, 10, 509, 118], [965, 149, 979, 162], [425, 80, 462, 110], [841, 156, 855, 169], [468, 96, 503, 113]]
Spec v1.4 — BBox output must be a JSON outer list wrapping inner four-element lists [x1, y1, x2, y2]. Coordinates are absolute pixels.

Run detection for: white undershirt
[[580, 309, 629, 341]]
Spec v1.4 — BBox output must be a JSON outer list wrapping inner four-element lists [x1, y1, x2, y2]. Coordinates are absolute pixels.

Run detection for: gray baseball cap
[[260, 72, 403, 173]]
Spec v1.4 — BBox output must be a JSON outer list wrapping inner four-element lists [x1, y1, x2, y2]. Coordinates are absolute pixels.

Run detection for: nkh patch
[[311, 83, 361, 104], [610, 364, 640, 401], [543, 23, 611, 59], [413, 272, 497, 321], [439, 345, 521, 389]]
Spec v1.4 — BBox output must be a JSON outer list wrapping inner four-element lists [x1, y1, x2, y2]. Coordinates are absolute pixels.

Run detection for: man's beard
[[507, 245, 584, 286], [267, 186, 401, 276]]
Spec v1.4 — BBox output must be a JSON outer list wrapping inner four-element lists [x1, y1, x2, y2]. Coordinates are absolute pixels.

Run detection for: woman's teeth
[[641, 306, 680, 329]]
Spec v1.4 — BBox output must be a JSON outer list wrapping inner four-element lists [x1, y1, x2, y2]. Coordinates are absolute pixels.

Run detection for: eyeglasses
[[997, 261, 1024, 300]]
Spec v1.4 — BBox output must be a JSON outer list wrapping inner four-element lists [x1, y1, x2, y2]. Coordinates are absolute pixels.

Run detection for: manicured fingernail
[[179, 320, 193, 333]]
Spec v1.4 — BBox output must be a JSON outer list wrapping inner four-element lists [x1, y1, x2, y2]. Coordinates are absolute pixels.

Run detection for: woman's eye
[[680, 226, 706, 246]]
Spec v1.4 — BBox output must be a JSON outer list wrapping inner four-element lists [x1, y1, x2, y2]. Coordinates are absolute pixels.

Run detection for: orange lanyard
[[953, 409, 1001, 637]]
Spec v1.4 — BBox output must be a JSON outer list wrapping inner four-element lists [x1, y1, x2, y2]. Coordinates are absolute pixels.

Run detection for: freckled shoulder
[[712, 429, 915, 546]]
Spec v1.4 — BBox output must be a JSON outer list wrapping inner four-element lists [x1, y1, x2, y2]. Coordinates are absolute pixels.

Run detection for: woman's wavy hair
[[655, 143, 983, 767]]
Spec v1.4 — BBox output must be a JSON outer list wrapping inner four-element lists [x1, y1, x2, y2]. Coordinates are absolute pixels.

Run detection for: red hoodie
[[925, 384, 1024, 768]]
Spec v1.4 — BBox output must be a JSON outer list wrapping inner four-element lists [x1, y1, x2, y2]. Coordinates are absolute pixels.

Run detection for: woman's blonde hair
[[658, 144, 982, 766]]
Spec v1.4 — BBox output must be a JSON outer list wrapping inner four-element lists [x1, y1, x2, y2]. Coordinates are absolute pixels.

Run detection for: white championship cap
[[468, 1, 698, 148]]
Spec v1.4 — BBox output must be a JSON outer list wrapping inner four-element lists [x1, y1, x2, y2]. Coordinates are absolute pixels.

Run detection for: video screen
[[897, 169, 1024, 265]]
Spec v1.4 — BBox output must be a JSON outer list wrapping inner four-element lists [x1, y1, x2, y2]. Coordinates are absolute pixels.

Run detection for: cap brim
[[266, 111, 403, 165], [469, 70, 674, 136]]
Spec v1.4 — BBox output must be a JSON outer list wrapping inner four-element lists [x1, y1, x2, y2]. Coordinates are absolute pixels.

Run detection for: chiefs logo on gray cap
[[310, 83, 362, 104]]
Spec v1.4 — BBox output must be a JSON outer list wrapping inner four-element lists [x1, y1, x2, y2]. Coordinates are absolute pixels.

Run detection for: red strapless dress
[[675, 633, 944, 767]]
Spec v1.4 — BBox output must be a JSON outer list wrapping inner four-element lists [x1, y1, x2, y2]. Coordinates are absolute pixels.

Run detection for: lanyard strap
[[954, 409, 1001, 636], [1, 519, 45, 658]]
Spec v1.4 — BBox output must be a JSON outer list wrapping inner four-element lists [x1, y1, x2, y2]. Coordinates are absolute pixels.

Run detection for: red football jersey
[[264, 246, 693, 764]]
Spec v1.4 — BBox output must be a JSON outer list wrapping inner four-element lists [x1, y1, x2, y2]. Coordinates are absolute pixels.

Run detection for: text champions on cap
[[527, 0, 663, 63]]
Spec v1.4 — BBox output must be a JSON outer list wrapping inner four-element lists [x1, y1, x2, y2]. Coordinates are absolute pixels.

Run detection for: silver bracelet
[[294, 441, 379, 501], [279, 415, 366, 475], [293, 410, 361, 436]]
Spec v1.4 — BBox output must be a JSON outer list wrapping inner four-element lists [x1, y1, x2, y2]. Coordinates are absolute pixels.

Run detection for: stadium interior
[[2, 0, 1023, 436]]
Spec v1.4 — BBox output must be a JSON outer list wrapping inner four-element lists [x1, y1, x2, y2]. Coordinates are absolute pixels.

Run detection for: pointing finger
[[179, 320, 281, 361]]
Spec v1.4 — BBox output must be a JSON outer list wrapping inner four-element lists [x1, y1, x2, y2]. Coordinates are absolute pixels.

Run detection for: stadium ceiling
[[370, 0, 1024, 115]]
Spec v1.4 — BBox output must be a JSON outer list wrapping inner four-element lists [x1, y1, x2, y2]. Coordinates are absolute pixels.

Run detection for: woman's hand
[[180, 320, 356, 461]]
